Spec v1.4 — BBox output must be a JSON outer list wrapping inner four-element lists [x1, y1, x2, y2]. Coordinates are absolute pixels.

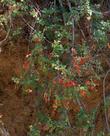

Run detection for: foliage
[[1, 0, 110, 135]]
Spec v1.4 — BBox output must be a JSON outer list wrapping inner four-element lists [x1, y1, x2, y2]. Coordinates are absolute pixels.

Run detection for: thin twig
[[0, 12, 12, 46], [22, 17, 35, 31], [65, 109, 72, 128], [103, 69, 110, 133], [58, 0, 66, 25], [77, 22, 86, 40], [66, 0, 75, 48], [0, 121, 10, 136], [76, 96, 83, 110], [90, 102, 101, 136], [54, 0, 56, 7], [29, 0, 41, 16]]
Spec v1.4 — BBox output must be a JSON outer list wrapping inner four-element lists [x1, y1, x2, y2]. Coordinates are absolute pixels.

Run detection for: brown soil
[[0, 12, 110, 135], [0, 41, 110, 136], [0, 40, 36, 136]]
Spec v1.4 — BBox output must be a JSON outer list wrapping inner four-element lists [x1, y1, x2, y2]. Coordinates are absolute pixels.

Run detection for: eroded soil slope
[[0, 40, 36, 136]]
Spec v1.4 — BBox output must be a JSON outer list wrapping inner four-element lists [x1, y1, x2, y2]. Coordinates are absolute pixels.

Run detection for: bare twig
[[66, 0, 75, 48], [100, 0, 105, 7], [90, 102, 101, 136], [30, 21, 36, 35], [58, 0, 66, 25], [76, 96, 84, 110], [0, 12, 12, 46], [54, 0, 56, 7], [77, 22, 86, 40], [103, 69, 110, 133], [65, 109, 72, 128], [0, 121, 10, 136], [29, 0, 41, 16], [22, 17, 35, 31]]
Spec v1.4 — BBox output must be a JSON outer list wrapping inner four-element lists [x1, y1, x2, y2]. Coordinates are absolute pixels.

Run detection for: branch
[[103, 10, 110, 19], [0, 120, 10, 136], [0, 12, 12, 46], [29, 0, 41, 16], [22, 17, 35, 31], [58, 0, 66, 25], [77, 22, 86, 40], [103, 69, 110, 133], [66, 0, 75, 48]]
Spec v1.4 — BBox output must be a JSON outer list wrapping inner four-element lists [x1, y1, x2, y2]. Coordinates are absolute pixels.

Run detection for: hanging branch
[[66, 0, 75, 48], [30, 0, 41, 16], [0, 11, 12, 47], [103, 69, 110, 133], [77, 22, 86, 41], [58, 0, 66, 25], [22, 17, 35, 31]]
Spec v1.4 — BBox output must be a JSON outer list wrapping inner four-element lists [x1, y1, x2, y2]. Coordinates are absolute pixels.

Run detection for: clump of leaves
[[1, 0, 109, 135]]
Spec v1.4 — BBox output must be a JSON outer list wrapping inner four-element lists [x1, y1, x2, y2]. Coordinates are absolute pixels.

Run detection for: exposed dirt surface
[[0, 40, 110, 136], [0, 34, 110, 136], [0, 40, 36, 136]]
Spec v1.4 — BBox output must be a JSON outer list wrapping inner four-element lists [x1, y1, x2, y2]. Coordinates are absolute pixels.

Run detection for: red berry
[[89, 86, 95, 92], [23, 61, 30, 71], [85, 80, 91, 86], [58, 79, 64, 84], [80, 90, 87, 97], [53, 80, 57, 85]]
